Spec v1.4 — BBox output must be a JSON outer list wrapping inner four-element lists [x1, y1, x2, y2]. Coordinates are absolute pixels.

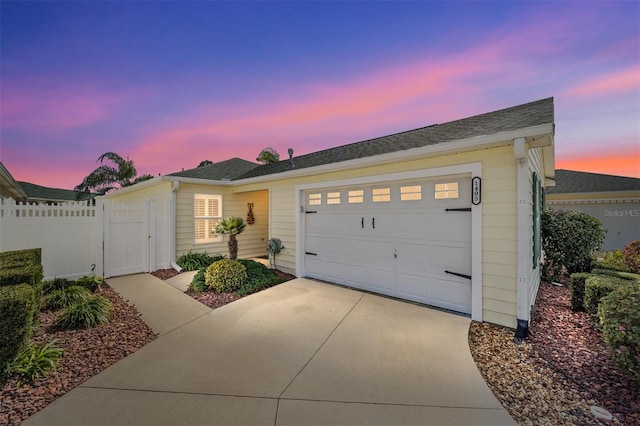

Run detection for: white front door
[[304, 176, 472, 314]]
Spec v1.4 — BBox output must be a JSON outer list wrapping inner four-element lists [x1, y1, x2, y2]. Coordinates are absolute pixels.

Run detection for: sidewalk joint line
[[277, 292, 366, 399]]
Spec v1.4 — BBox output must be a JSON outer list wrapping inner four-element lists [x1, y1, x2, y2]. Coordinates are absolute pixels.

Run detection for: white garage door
[[304, 176, 472, 314]]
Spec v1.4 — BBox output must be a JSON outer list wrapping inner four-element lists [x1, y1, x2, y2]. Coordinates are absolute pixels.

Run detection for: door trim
[[295, 162, 483, 322]]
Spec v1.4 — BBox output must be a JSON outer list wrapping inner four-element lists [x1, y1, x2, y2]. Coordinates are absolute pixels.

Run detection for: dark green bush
[[42, 278, 72, 295], [177, 251, 224, 271], [10, 340, 64, 386], [188, 268, 208, 293], [622, 240, 640, 273], [42, 286, 92, 310], [569, 273, 591, 312], [55, 296, 112, 329], [0, 248, 41, 270], [584, 275, 629, 316], [205, 259, 247, 293], [598, 283, 640, 382], [0, 284, 37, 376], [542, 210, 606, 280], [236, 260, 282, 296], [75, 275, 103, 292]]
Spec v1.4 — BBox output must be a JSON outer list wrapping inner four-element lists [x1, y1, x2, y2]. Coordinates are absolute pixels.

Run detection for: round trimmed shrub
[[205, 259, 247, 293], [598, 283, 640, 382]]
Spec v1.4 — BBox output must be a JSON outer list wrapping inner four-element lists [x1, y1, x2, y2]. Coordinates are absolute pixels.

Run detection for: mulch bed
[[530, 281, 639, 424], [470, 281, 639, 425], [0, 284, 156, 426], [152, 268, 297, 310]]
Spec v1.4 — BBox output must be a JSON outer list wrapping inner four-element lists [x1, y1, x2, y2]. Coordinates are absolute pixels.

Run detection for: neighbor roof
[[168, 158, 259, 180], [546, 170, 640, 194], [18, 181, 93, 202], [236, 97, 554, 180]]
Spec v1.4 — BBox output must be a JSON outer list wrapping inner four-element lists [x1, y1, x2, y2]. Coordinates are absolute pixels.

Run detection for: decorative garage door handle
[[362, 217, 364, 229], [445, 208, 472, 212], [372, 217, 375, 229], [445, 270, 471, 280]]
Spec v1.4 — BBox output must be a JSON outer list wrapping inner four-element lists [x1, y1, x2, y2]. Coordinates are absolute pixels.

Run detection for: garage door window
[[327, 192, 341, 205], [372, 188, 391, 202], [435, 183, 459, 199], [194, 194, 222, 244], [309, 193, 322, 205], [348, 190, 364, 204], [401, 185, 422, 201]]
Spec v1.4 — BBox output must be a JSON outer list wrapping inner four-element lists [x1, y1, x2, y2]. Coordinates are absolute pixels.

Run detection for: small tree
[[256, 147, 280, 164], [214, 217, 246, 260], [542, 209, 606, 280]]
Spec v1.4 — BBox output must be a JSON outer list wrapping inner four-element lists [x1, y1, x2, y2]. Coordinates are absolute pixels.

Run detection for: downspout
[[514, 137, 529, 343], [170, 181, 183, 273]]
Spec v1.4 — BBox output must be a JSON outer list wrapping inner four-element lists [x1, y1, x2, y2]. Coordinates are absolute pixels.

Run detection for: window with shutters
[[194, 194, 223, 244]]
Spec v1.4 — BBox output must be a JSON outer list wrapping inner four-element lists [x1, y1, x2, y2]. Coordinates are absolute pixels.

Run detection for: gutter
[[170, 180, 183, 273]]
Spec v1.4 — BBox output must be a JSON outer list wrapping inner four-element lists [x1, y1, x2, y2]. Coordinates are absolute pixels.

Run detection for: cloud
[[1, 78, 150, 131], [565, 65, 640, 97]]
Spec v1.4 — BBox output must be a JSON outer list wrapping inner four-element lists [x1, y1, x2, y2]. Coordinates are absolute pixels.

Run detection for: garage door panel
[[431, 277, 472, 314], [430, 244, 471, 275], [304, 175, 472, 315]]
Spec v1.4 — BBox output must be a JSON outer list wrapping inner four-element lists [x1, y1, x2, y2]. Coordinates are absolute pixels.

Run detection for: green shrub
[[236, 260, 282, 296], [0, 248, 41, 270], [188, 268, 208, 293], [542, 210, 606, 280], [42, 278, 72, 295], [0, 284, 37, 376], [569, 273, 591, 312], [42, 286, 92, 310], [10, 340, 64, 386], [598, 283, 640, 382], [205, 259, 247, 293], [597, 249, 632, 272], [584, 275, 629, 316], [592, 269, 638, 281], [75, 275, 103, 292], [177, 251, 224, 271], [55, 296, 112, 329], [622, 240, 640, 273]]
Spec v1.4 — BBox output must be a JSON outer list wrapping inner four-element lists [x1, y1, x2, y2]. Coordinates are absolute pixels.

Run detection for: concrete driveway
[[25, 276, 515, 425]]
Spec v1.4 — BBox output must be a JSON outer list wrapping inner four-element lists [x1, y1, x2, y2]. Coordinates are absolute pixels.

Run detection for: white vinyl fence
[[0, 198, 170, 280]]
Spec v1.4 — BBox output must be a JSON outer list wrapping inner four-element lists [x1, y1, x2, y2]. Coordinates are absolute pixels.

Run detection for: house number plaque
[[472, 177, 481, 205]]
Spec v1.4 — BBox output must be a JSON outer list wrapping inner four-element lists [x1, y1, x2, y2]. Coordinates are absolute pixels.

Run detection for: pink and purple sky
[[1, 1, 639, 190]]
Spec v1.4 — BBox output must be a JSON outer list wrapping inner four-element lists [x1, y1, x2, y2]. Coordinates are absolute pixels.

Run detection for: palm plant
[[256, 147, 280, 164], [214, 217, 246, 260], [74, 152, 153, 198]]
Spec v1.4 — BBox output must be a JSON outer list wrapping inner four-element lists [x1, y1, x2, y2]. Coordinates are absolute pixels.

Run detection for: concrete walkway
[[25, 275, 515, 425]]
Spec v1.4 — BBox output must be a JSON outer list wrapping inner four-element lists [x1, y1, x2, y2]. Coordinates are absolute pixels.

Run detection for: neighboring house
[[17, 181, 94, 204], [105, 97, 556, 333], [0, 162, 27, 202], [546, 170, 640, 251]]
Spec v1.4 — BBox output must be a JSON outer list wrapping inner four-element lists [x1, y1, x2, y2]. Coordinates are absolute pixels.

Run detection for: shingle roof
[[547, 170, 640, 194], [236, 97, 554, 180], [168, 158, 259, 180], [17, 181, 92, 202]]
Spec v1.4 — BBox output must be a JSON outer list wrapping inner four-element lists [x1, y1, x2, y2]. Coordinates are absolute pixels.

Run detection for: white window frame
[[194, 194, 223, 244]]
